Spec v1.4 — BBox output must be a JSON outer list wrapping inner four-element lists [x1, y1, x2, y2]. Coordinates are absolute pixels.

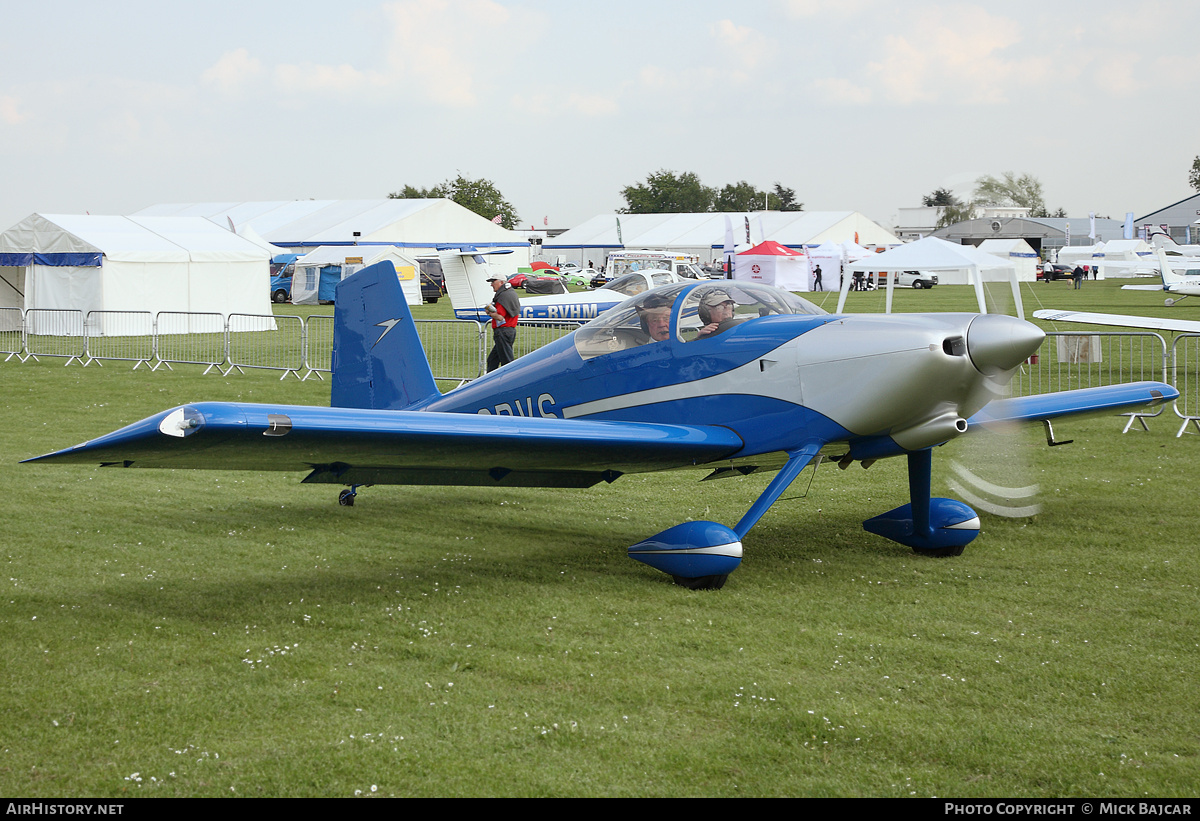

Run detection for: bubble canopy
[[573, 282, 827, 360]]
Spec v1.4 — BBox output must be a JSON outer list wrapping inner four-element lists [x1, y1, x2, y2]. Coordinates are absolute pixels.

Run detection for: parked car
[[270, 261, 294, 303], [270, 272, 292, 303], [418, 259, 446, 303], [559, 269, 589, 288], [1039, 264, 1075, 281], [889, 271, 938, 289], [589, 270, 611, 288]]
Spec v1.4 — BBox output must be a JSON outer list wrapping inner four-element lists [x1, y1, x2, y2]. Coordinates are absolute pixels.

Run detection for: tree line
[[397, 161, 1200, 232], [388, 170, 802, 229], [922, 172, 1069, 228]]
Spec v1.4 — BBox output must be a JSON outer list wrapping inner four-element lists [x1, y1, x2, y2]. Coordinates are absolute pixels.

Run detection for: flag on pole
[[1088, 212, 1096, 240]]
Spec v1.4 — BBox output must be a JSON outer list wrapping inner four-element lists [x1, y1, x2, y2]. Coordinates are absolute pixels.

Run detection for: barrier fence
[[4, 307, 1200, 436]]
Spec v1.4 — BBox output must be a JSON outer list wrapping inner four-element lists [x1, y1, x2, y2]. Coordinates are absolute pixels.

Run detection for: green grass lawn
[[1, 283, 1197, 797]]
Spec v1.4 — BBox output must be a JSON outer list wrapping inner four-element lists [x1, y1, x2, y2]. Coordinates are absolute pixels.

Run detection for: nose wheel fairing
[[862, 449, 979, 555]]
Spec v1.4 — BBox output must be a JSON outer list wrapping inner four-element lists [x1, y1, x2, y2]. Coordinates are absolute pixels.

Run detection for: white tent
[[544, 211, 900, 269], [838, 236, 1022, 317], [0, 214, 274, 333], [1056, 242, 1104, 267], [1092, 239, 1155, 278], [976, 238, 1038, 281], [135, 199, 530, 271], [734, 241, 811, 290], [290, 246, 423, 306]]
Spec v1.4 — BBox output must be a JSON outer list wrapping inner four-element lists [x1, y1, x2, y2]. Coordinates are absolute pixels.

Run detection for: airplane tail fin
[[1157, 249, 1185, 286], [331, 260, 441, 410], [440, 247, 515, 322]]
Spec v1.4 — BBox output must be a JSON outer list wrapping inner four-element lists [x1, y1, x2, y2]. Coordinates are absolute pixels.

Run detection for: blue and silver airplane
[[24, 261, 1178, 589]]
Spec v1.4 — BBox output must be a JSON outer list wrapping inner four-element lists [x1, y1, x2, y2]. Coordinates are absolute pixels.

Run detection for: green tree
[[922, 187, 960, 207], [972, 171, 1048, 216], [619, 170, 715, 214], [1189, 156, 1200, 192], [769, 182, 803, 212], [389, 174, 520, 229], [714, 180, 764, 212], [935, 201, 977, 229]]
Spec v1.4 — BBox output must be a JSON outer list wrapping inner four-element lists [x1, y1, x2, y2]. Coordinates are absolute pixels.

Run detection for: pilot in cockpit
[[636, 293, 673, 342], [695, 288, 738, 339]]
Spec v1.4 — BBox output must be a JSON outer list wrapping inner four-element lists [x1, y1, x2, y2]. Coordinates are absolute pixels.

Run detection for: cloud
[[810, 77, 873, 106], [0, 95, 29, 125], [201, 48, 265, 92], [380, 0, 523, 107], [710, 19, 777, 72], [273, 62, 378, 95]]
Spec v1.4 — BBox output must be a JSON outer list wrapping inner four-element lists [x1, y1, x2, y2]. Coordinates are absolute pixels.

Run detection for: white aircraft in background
[[439, 247, 691, 323], [1033, 249, 1200, 333], [1119, 248, 1200, 306]]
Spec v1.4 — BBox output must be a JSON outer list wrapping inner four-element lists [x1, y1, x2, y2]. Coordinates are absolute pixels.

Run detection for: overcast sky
[[2, 0, 1196, 234]]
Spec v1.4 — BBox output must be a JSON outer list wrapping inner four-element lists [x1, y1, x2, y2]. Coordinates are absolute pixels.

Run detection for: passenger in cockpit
[[696, 288, 738, 339]]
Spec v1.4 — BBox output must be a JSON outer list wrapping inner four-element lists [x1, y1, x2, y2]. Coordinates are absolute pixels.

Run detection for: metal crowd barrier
[[302, 315, 335, 381], [226, 314, 303, 379], [1169, 334, 1200, 437], [25, 309, 86, 365], [514, 318, 586, 359], [83, 311, 155, 368], [6, 310, 1200, 440], [0, 307, 24, 361], [153, 312, 227, 373]]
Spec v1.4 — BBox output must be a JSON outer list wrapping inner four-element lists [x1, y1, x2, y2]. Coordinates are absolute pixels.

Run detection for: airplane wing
[[22, 402, 747, 489], [1120, 284, 1165, 292], [1032, 309, 1200, 334], [966, 381, 1177, 429]]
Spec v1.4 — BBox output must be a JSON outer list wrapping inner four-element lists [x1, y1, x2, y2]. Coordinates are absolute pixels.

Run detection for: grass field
[[1, 281, 1197, 797]]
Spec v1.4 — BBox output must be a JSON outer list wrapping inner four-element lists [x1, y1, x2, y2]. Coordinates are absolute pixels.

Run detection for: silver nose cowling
[[966, 314, 1045, 375]]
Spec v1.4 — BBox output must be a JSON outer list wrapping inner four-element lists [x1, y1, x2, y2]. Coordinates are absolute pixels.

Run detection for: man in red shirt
[[484, 276, 521, 371]]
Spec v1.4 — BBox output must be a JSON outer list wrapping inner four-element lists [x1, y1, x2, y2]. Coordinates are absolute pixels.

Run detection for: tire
[[912, 281, 923, 289], [671, 574, 729, 590], [912, 544, 965, 558], [272, 289, 288, 303]]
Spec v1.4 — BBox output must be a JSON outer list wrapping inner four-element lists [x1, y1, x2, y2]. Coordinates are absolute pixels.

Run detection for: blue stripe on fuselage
[[425, 314, 844, 456]]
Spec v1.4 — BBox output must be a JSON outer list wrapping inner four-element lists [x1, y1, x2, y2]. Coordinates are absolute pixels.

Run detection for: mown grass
[[0, 283, 1197, 797]]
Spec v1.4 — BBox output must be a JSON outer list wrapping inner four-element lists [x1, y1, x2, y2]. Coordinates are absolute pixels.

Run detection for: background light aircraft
[[1118, 249, 1200, 306], [24, 262, 1177, 589], [440, 247, 694, 323]]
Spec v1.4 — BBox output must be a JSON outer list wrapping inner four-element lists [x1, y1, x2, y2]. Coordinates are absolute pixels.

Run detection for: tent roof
[[739, 240, 804, 257], [846, 236, 1013, 272], [134, 199, 524, 248], [0, 213, 271, 264], [977, 238, 1038, 257], [546, 211, 899, 250], [293, 244, 416, 267]]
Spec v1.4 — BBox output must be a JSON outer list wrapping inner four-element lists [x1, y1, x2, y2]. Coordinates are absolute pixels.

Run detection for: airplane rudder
[[331, 260, 439, 410]]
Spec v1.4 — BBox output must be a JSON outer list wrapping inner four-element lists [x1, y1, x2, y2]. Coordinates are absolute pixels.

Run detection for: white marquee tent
[[134, 199, 530, 270], [0, 214, 274, 333], [545, 211, 900, 268], [976, 238, 1038, 282], [839, 236, 1022, 317]]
